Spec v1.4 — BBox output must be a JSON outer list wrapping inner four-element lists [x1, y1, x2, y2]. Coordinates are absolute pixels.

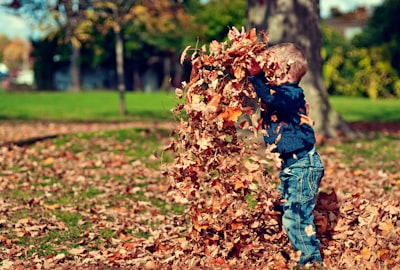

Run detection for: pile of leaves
[[163, 27, 299, 268]]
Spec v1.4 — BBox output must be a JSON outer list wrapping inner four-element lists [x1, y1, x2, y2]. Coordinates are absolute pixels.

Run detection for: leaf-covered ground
[[0, 121, 399, 269]]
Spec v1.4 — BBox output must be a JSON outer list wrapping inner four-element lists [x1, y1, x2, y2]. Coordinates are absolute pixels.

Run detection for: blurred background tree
[[323, 0, 400, 99], [247, 0, 355, 138], [2, 0, 399, 120]]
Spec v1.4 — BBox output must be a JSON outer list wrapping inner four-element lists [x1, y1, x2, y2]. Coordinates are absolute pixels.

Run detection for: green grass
[[0, 91, 178, 122], [0, 91, 399, 122], [329, 96, 400, 122], [326, 133, 400, 172]]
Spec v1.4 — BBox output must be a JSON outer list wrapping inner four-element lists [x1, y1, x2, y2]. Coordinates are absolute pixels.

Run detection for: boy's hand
[[246, 59, 262, 76], [299, 114, 315, 126]]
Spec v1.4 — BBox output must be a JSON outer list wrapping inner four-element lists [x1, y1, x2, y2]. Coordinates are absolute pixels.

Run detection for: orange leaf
[[247, 28, 257, 42], [42, 157, 54, 165], [218, 107, 242, 122], [192, 213, 208, 232], [360, 247, 371, 261], [206, 94, 222, 112], [209, 257, 226, 265], [44, 204, 60, 210], [234, 177, 245, 190], [233, 65, 245, 79], [377, 249, 389, 260]]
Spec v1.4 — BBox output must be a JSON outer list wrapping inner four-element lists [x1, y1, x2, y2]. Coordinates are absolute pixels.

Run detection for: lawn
[[328, 96, 400, 122], [0, 91, 399, 122], [0, 91, 178, 122]]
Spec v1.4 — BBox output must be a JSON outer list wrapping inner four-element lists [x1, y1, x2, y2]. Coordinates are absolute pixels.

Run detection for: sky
[[0, 0, 385, 41]]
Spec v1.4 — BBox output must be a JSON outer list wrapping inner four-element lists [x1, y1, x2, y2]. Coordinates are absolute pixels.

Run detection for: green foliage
[[322, 0, 400, 99], [352, 0, 400, 72], [322, 24, 400, 98], [192, 0, 247, 43]]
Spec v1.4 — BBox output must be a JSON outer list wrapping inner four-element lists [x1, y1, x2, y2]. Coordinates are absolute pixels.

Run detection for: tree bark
[[114, 23, 126, 115], [161, 56, 172, 91], [68, 42, 80, 92], [247, 0, 357, 139]]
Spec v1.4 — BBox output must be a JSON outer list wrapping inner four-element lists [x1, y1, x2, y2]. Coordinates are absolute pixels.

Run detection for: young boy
[[247, 43, 325, 266]]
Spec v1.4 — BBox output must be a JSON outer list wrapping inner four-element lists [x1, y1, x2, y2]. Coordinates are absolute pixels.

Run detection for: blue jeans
[[278, 148, 324, 265]]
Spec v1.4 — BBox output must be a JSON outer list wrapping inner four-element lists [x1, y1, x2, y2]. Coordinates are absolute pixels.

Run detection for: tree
[[193, 0, 247, 43], [122, 0, 196, 90], [353, 0, 400, 72], [3, 39, 31, 71], [4, 0, 90, 92], [0, 34, 10, 63], [54, 0, 91, 92], [247, 0, 356, 138]]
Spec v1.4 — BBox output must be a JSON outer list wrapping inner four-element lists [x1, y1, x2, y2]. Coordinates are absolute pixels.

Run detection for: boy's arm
[[248, 75, 275, 104]]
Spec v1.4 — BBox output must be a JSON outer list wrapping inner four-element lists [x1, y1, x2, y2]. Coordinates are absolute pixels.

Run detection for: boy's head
[[267, 43, 307, 83]]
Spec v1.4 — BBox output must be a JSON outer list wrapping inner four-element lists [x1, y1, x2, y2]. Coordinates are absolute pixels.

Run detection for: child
[[247, 43, 325, 266]]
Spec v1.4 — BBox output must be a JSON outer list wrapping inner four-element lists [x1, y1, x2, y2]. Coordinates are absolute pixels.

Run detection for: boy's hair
[[267, 43, 307, 82]]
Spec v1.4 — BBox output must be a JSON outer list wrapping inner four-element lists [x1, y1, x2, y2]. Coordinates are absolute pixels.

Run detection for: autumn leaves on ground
[[0, 121, 399, 270]]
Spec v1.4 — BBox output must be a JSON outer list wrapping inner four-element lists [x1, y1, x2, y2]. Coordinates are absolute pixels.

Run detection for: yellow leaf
[[360, 247, 371, 260], [42, 157, 54, 165], [17, 218, 31, 225], [378, 219, 394, 235], [44, 204, 60, 210], [377, 249, 389, 260]]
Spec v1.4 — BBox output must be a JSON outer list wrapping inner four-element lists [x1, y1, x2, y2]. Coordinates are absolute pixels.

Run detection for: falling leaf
[[180, 45, 191, 64], [218, 107, 242, 122], [175, 88, 184, 99], [304, 225, 315, 237]]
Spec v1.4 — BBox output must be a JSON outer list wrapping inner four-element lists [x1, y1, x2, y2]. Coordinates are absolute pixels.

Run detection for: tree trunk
[[247, 0, 357, 139], [68, 42, 80, 92], [160, 56, 172, 91], [114, 23, 126, 115]]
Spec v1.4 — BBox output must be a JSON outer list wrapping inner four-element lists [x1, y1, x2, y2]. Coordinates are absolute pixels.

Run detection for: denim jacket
[[248, 74, 316, 162]]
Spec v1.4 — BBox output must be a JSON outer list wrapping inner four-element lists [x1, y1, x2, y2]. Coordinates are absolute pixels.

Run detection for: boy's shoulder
[[274, 82, 302, 93]]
